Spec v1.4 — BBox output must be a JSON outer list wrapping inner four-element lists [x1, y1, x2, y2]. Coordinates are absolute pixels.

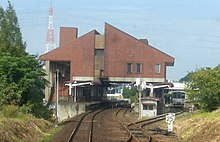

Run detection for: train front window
[[181, 92, 185, 99], [172, 92, 185, 99], [173, 92, 178, 98]]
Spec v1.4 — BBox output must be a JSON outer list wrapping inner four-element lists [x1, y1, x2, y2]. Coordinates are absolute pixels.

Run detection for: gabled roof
[[104, 22, 174, 66], [40, 30, 100, 61]]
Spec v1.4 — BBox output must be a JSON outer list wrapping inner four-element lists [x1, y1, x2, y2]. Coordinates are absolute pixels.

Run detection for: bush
[[0, 104, 52, 120], [0, 105, 25, 118], [25, 101, 53, 120]]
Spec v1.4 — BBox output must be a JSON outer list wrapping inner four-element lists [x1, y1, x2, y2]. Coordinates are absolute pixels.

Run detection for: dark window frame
[[127, 63, 132, 73], [143, 104, 154, 110], [136, 63, 142, 73], [94, 49, 104, 56], [149, 104, 154, 110], [155, 64, 161, 74]]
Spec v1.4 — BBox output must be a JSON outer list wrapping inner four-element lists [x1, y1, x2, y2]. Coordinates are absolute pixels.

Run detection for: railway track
[[56, 103, 183, 142], [67, 109, 104, 142], [139, 112, 183, 128], [116, 107, 184, 142], [115, 107, 151, 142], [66, 107, 129, 142]]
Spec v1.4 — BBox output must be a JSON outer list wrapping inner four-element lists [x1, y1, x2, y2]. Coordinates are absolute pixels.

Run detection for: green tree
[[123, 86, 137, 103], [0, 6, 4, 22], [0, 1, 26, 56], [0, 2, 51, 119], [186, 65, 220, 111], [179, 72, 194, 83], [0, 54, 47, 104], [0, 54, 50, 118]]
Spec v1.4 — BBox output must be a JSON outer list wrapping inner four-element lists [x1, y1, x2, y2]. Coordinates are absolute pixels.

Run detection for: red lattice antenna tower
[[45, 1, 55, 53]]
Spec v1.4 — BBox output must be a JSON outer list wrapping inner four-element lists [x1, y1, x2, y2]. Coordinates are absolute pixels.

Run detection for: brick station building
[[40, 23, 174, 105]]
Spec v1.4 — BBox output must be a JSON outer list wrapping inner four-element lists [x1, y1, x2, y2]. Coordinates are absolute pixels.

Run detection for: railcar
[[169, 91, 186, 107]]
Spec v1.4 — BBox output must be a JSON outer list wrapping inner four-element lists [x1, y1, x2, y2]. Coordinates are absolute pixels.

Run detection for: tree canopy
[[0, 2, 50, 119], [0, 54, 48, 106], [186, 65, 220, 111], [0, 1, 26, 57], [123, 86, 137, 103], [179, 72, 194, 83]]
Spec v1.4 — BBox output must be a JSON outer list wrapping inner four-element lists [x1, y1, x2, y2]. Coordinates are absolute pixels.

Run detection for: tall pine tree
[[0, 6, 7, 54], [0, 1, 26, 56]]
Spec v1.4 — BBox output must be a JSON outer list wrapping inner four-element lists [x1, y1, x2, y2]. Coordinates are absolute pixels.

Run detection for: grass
[[0, 105, 26, 119], [39, 125, 63, 142], [174, 108, 220, 142], [0, 105, 56, 142]]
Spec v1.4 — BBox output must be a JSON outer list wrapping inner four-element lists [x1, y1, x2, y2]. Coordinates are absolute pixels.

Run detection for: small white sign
[[166, 113, 175, 123], [166, 113, 175, 132], [167, 122, 173, 132]]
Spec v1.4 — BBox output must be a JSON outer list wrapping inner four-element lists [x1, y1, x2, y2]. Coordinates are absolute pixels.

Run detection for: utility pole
[[138, 88, 142, 120], [136, 78, 143, 120], [74, 81, 77, 102], [56, 69, 59, 121], [45, 1, 55, 53]]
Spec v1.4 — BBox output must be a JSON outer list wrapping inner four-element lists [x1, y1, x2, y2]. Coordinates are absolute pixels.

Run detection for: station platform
[[57, 99, 129, 121]]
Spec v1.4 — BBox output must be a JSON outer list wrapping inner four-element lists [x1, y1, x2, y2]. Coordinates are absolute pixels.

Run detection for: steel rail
[[67, 110, 95, 142], [115, 107, 143, 142], [139, 111, 184, 142], [140, 111, 184, 128], [117, 108, 184, 142], [67, 109, 106, 142], [66, 101, 129, 142], [88, 109, 105, 142]]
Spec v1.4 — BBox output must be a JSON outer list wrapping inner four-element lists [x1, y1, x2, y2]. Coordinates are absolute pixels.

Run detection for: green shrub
[[25, 101, 53, 120], [0, 105, 23, 118]]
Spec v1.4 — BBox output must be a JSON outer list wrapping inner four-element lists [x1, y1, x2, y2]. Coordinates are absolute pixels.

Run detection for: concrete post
[[56, 69, 59, 121], [138, 90, 142, 120], [74, 81, 77, 102]]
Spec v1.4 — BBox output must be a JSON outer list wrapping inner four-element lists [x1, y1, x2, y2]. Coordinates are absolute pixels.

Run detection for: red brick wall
[[60, 27, 78, 48], [104, 23, 174, 80], [70, 30, 97, 78], [40, 30, 97, 80]]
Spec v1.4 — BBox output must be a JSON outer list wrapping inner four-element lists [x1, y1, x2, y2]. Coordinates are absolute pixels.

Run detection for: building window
[[127, 63, 132, 73], [136, 63, 142, 73], [149, 104, 154, 110], [95, 49, 104, 56], [155, 64, 161, 74], [143, 104, 154, 110], [143, 105, 148, 110]]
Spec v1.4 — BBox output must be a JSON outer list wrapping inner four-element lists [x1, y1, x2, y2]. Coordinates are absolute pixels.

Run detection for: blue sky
[[0, 0, 220, 81]]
